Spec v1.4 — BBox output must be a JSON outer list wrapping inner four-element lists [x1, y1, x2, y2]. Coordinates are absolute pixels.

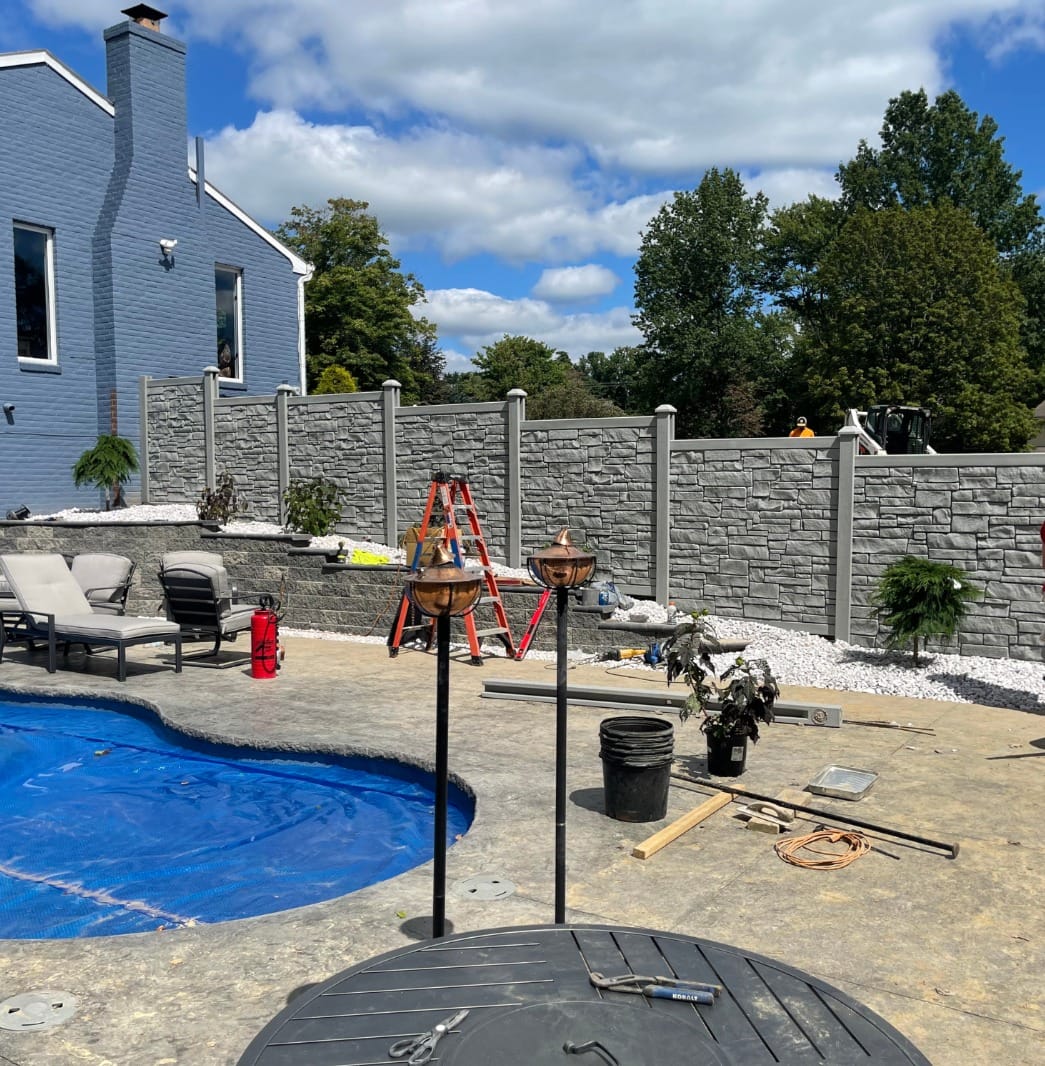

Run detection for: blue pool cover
[[0, 694, 473, 939]]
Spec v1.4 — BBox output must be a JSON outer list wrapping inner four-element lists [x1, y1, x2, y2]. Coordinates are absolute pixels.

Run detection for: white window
[[13, 222, 57, 363], [215, 265, 243, 381]]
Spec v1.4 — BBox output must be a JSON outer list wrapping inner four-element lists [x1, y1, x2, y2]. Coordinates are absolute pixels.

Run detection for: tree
[[275, 199, 441, 403], [72, 435, 139, 509], [632, 168, 791, 438], [1010, 235, 1045, 388], [466, 335, 620, 418], [795, 204, 1036, 452], [576, 348, 643, 413], [837, 89, 1042, 255]]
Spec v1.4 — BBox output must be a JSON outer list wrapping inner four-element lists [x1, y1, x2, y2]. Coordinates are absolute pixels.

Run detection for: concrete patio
[[0, 633, 1042, 1065]]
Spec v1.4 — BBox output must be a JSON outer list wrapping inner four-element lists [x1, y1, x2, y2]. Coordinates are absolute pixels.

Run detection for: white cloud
[[743, 168, 842, 208], [173, 0, 1043, 171], [203, 110, 667, 262], [419, 288, 641, 361], [532, 265, 619, 302]]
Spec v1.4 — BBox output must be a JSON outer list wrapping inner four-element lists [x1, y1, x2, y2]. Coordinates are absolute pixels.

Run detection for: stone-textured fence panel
[[851, 456, 1045, 659], [286, 394, 386, 539], [520, 418, 656, 588], [143, 378, 205, 505], [215, 398, 279, 522], [396, 405, 510, 556], [670, 439, 838, 633]]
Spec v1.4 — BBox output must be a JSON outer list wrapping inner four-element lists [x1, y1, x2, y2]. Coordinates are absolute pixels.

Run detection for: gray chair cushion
[[70, 553, 134, 612], [52, 613, 181, 641]]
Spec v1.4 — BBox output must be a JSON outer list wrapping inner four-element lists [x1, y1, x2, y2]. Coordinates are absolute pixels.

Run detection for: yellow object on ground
[[350, 548, 389, 565]]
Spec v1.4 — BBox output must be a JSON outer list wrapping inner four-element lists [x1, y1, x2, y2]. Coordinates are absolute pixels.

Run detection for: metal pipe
[[671, 773, 960, 859], [554, 585, 569, 923], [433, 613, 451, 936]]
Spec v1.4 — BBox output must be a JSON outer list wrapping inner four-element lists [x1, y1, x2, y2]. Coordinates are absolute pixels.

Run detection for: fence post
[[202, 366, 219, 490], [653, 405, 676, 604], [506, 388, 527, 568], [138, 375, 151, 504], [833, 426, 859, 643], [275, 384, 296, 526], [383, 380, 401, 547]]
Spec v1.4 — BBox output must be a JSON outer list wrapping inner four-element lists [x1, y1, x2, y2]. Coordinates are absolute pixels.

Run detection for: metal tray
[[806, 765, 878, 800]]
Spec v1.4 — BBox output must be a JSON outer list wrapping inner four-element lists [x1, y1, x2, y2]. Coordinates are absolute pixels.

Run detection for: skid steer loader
[[842, 405, 934, 455]]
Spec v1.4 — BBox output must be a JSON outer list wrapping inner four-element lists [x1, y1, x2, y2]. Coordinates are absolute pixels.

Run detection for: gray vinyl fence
[[140, 371, 1045, 661]]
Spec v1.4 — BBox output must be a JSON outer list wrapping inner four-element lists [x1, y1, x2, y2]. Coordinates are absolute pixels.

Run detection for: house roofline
[[189, 167, 312, 276], [0, 50, 115, 115]]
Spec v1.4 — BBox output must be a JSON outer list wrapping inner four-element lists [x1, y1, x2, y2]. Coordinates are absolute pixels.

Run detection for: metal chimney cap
[[121, 4, 168, 30]]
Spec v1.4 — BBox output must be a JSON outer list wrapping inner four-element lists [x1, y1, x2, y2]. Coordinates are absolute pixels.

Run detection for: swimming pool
[[0, 693, 473, 939]]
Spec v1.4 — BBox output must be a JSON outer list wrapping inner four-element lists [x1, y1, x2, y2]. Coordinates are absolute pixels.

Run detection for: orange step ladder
[[388, 472, 516, 665]]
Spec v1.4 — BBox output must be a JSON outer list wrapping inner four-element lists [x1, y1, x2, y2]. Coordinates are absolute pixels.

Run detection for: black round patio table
[[237, 923, 930, 1065]]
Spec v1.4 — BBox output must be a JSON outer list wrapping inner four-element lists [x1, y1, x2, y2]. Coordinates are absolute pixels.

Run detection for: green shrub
[[283, 476, 344, 536], [873, 556, 982, 664], [197, 472, 239, 524], [312, 365, 359, 395], [72, 434, 139, 509]]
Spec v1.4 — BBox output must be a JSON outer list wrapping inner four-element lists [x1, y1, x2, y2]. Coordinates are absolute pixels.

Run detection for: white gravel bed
[[31, 505, 1045, 712]]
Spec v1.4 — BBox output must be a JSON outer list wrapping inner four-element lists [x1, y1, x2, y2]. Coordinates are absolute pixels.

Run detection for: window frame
[[13, 221, 58, 366], [214, 264, 244, 384]]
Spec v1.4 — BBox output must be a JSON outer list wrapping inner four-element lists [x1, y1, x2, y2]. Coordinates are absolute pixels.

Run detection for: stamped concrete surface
[[0, 635, 1042, 1065]]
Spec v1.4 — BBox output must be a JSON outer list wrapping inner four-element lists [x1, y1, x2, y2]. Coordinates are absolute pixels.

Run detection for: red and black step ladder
[[388, 472, 516, 665]]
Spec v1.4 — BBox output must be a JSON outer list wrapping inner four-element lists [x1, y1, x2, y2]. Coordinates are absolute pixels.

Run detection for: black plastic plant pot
[[599, 716, 674, 822], [706, 733, 748, 777]]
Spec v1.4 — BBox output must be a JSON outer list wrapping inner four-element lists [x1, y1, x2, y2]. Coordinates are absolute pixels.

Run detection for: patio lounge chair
[[158, 555, 256, 657], [0, 552, 182, 682], [69, 552, 136, 614]]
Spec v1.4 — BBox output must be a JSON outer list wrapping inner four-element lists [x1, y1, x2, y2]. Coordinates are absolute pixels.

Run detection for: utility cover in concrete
[[454, 874, 517, 900], [0, 991, 78, 1032]]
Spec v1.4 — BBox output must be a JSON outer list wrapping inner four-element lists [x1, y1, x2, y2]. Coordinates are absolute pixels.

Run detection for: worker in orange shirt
[[789, 416, 815, 438]]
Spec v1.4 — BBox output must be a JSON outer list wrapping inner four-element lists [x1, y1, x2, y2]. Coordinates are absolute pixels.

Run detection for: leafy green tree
[[464, 335, 622, 418], [632, 168, 791, 438], [1010, 234, 1045, 388], [470, 335, 570, 400], [275, 198, 441, 402], [837, 89, 1042, 255], [795, 204, 1036, 452], [576, 348, 643, 413]]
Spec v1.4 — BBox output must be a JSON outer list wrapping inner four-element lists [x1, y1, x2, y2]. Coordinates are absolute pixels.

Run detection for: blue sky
[[5, 1, 1044, 373]]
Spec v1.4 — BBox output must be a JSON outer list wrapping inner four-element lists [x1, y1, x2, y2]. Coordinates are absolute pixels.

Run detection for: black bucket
[[599, 716, 674, 822]]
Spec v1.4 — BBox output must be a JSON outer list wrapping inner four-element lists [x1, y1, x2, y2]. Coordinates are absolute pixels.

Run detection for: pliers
[[589, 971, 720, 1005]]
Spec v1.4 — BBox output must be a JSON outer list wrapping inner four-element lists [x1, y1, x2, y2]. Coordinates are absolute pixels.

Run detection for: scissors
[[389, 1008, 470, 1064]]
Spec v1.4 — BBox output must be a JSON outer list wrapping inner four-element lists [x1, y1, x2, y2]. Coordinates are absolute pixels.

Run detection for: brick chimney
[[104, 4, 186, 201]]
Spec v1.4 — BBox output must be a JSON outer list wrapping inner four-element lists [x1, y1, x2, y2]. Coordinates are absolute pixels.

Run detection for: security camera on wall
[[159, 238, 178, 256]]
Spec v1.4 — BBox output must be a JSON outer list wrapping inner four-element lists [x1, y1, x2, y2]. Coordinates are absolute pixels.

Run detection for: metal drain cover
[[0, 991, 78, 1032], [454, 875, 516, 901]]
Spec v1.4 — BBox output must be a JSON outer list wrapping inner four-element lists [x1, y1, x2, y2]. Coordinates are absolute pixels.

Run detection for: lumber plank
[[631, 792, 732, 859]]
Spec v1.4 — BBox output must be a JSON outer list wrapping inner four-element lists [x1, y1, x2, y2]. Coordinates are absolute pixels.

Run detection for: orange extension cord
[[774, 829, 871, 870]]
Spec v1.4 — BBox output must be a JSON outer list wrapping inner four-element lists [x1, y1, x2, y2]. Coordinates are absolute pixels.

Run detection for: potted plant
[[663, 611, 778, 777], [72, 434, 139, 510]]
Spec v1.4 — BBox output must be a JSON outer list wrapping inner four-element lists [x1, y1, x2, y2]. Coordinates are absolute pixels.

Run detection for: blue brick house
[[0, 4, 311, 514]]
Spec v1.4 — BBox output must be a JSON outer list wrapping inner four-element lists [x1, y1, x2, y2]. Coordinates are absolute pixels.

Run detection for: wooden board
[[631, 792, 733, 859]]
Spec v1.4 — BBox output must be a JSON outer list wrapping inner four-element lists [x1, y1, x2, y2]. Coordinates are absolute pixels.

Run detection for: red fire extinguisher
[[251, 595, 280, 679]]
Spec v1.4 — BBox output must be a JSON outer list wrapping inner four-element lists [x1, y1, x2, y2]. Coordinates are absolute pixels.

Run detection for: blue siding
[[0, 19, 304, 515], [0, 63, 114, 513]]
